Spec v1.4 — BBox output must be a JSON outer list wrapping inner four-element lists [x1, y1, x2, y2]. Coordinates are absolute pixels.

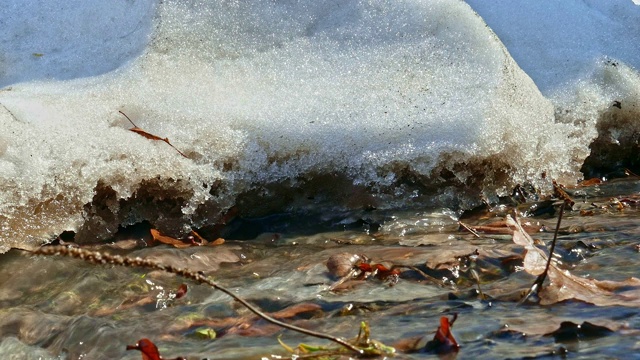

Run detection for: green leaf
[[194, 327, 216, 340]]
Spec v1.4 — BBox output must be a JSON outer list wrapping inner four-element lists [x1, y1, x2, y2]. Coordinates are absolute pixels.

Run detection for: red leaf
[[175, 284, 188, 299], [358, 263, 374, 272], [126, 339, 186, 360], [126, 338, 161, 360], [424, 314, 459, 354], [357, 262, 400, 281]]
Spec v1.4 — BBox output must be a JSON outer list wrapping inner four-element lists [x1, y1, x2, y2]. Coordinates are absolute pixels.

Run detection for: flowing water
[[1, 1, 640, 359], [1, 178, 640, 359]]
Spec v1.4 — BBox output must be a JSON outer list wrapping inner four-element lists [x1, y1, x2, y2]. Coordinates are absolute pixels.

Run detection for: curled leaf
[[150, 228, 191, 248], [126, 338, 161, 360], [187, 230, 225, 246], [357, 263, 400, 281], [423, 314, 460, 354]]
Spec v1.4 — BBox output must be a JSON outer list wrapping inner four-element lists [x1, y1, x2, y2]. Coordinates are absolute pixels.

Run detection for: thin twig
[[118, 111, 188, 158], [624, 168, 639, 177], [458, 221, 481, 238], [392, 264, 444, 286], [328, 268, 360, 292], [33, 246, 363, 355], [118, 110, 138, 127], [538, 201, 565, 289], [470, 269, 486, 300], [518, 201, 566, 305], [0, 102, 19, 122]]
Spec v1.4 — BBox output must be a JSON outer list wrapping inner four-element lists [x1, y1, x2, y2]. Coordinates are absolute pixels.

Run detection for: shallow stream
[[1, 179, 639, 359]]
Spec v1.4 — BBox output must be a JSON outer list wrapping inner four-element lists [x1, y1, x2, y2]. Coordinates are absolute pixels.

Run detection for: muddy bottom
[[1, 179, 640, 359]]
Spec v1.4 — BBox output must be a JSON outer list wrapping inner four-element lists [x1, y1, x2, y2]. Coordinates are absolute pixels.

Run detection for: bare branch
[[33, 246, 363, 355]]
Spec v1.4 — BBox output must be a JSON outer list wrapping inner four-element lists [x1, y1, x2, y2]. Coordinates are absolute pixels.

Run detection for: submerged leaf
[[577, 178, 603, 187], [507, 215, 640, 306], [502, 315, 633, 341], [540, 267, 640, 306], [545, 321, 614, 342], [277, 335, 297, 354], [277, 321, 395, 358], [174, 284, 188, 299], [194, 327, 217, 340]]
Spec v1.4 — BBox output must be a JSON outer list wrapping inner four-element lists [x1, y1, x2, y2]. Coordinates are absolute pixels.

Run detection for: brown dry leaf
[[542, 268, 640, 306], [167, 302, 321, 337], [509, 219, 546, 276], [269, 303, 322, 319], [130, 128, 188, 158], [577, 178, 603, 187], [580, 210, 595, 216], [150, 228, 191, 248], [129, 127, 166, 141], [92, 294, 155, 317], [553, 181, 575, 207], [189, 230, 208, 245], [507, 215, 640, 306], [187, 230, 225, 246], [119, 111, 188, 158], [210, 238, 225, 246]]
